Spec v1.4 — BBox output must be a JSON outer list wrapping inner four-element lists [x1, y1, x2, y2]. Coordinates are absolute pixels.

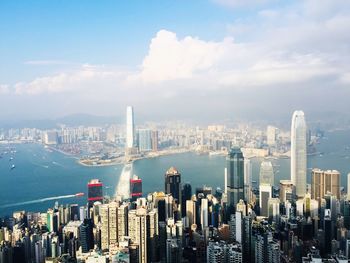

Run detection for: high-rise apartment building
[[311, 169, 340, 200], [151, 130, 158, 152], [267, 126, 277, 146], [226, 148, 245, 213], [291, 110, 307, 198], [138, 129, 152, 152]]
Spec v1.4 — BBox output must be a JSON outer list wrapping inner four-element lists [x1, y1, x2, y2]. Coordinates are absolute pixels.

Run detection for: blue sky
[[0, 0, 349, 122], [0, 0, 290, 83]]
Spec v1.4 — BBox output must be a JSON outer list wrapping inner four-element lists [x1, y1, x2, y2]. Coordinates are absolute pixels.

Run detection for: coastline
[[78, 148, 193, 167]]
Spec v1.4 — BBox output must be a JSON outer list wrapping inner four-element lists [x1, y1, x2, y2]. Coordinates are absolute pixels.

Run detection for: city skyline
[[0, 1, 350, 122], [1, 1, 350, 262]]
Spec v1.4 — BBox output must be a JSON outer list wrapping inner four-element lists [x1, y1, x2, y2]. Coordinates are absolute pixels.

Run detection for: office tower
[[128, 208, 149, 263], [126, 106, 135, 148], [181, 183, 192, 217], [138, 129, 152, 152], [47, 209, 58, 233], [260, 161, 274, 186], [311, 169, 340, 200], [130, 175, 142, 201], [291, 110, 307, 198], [348, 173, 350, 200], [267, 125, 277, 146], [244, 159, 252, 203], [88, 179, 103, 207], [268, 198, 280, 223], [79, 219, 93, 253], [186, 200, 196, 227], [201, 198, 209, 229], [148, 209, 159, 262], [165, 167, 182, 203], [235, 211, 243, 244], [151, 130, 158, 151], [279, 180, 294, 203], [226, 148, 245, 214], [259, 184, 272, 217]]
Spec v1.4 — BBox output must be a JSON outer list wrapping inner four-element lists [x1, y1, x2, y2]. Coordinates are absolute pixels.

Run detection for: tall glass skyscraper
[[291, 110, 307, 198], [126, 106, 135, 148], [259, 161, 274, 186], [226, 147, 245, 213]]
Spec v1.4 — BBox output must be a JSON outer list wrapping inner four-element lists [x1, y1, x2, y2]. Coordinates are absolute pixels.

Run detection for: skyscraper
[[348, 173, 350, 200], [130, 175, 142, 201], [126, 106, 135, 149], [259, 184, 272, 217], [267, 126, 277, 146], [226, 147, 245, 214], [259, 161, 274, 186], [244, 159, 252, 203], [279, 180, 294, 203], [87, 179, 103, 207], [291, 110, 307, 198], [311, 169, 340, 200], [138, 129, 152, 152], [164, 167, 182, 203]]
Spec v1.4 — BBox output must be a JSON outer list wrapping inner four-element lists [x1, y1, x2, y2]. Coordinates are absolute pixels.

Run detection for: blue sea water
[[0, 129, 349, 216]]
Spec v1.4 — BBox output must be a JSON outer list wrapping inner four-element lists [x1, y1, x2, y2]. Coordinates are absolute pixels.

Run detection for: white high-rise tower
[[291, 110, 307, 198], [126, 106, 135, 148]]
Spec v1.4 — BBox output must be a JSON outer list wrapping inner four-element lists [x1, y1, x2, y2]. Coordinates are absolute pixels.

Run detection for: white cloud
[[0, 85, 9, 94], [14, 64, 123, 95], [2, 0, 350, 120], [137, 30, 231, 82]]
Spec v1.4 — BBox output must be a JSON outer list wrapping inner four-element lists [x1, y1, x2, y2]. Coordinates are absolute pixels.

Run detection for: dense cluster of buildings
[[0, 106, 311, 162], [1, 109, 349, 263]]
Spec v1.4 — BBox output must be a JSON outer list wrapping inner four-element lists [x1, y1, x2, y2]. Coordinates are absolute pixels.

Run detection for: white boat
[[11, 164, 15, 170]]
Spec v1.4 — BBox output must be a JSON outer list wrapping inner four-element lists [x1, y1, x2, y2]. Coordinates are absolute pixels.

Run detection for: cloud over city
[[1, 0, 350, 121]]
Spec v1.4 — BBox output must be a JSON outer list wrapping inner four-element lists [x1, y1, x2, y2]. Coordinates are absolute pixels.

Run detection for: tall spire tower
[[126, 106, 135, 148], [291, 110, 307, 198]]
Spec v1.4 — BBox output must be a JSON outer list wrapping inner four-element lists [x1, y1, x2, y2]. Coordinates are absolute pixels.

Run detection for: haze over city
[[1, 0, 350, 123], [1, 1, 350, 263]]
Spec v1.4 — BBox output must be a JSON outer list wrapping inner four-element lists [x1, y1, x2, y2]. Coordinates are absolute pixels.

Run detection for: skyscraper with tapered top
[[291, 110, 307, 198], [126, 106, 135, 148]]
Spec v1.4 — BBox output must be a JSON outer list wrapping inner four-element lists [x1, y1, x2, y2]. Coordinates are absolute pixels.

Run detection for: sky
[[0, 0, 349, 124]]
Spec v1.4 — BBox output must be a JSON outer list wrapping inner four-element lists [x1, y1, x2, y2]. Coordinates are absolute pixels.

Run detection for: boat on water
[[75, 192, 84, 197], [10, 164, 15, 170]]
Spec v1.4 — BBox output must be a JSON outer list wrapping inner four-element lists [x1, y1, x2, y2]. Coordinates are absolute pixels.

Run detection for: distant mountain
[[0, 113, 122, 129]]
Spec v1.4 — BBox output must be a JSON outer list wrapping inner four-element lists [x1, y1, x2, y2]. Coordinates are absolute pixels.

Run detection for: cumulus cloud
[[2, 0, 350, 121], [137, 30, 231, 82]]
